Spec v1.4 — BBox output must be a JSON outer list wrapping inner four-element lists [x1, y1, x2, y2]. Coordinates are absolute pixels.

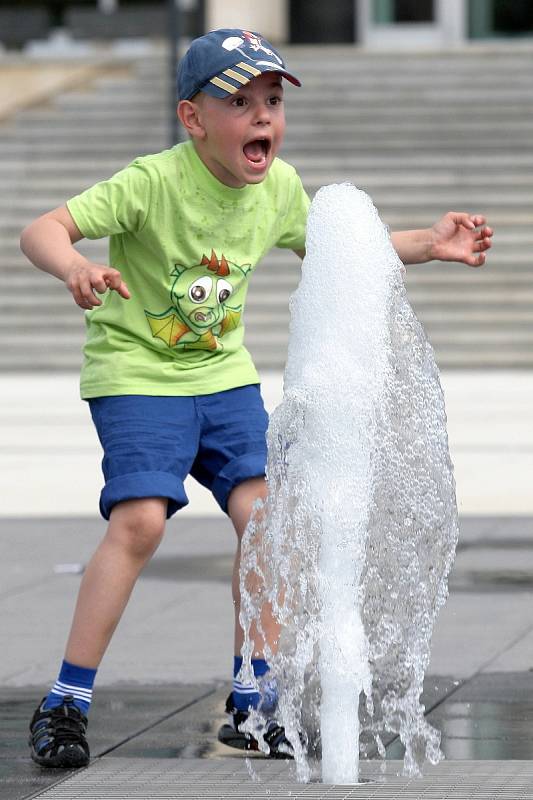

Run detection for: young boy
[[20, 28, 492, 768]]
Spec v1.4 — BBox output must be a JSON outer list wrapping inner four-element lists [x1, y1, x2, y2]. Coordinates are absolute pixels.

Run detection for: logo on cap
[[210, 31, 289, 95]]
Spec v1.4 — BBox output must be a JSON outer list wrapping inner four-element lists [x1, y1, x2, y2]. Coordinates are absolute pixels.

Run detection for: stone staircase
[[1, 46, 532, 371]]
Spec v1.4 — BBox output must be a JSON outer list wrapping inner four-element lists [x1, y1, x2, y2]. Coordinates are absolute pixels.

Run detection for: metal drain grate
[[34, 758, 533, 799]]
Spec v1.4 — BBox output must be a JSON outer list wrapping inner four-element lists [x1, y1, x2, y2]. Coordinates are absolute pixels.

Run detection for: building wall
[[205, 0, 533, 46]]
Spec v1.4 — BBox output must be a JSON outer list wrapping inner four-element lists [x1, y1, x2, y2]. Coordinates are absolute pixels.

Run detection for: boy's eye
[[232, 97, 247, 107], [269, 95, 283, 105]]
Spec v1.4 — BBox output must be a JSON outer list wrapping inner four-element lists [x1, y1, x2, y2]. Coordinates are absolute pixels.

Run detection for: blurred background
[[0, 1, 532, 519], [1, 5, 533, 783]]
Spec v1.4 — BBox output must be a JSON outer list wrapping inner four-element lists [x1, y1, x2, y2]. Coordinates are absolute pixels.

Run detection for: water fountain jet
[[239, 183, 459, 784]]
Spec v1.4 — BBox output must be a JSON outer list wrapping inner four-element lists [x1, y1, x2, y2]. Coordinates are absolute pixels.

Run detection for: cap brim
[[279, 70, 301, 87], [200, 66, 301, 99]]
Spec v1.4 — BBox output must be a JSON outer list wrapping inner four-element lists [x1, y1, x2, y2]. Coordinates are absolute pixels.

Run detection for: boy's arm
[[293, 213, 493, 267], [391, 212, 493, 267], [20, 205, 130, 309]]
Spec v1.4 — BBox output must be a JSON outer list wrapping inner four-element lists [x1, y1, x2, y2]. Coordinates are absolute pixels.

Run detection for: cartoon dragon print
[[145, 250, 251, 352]]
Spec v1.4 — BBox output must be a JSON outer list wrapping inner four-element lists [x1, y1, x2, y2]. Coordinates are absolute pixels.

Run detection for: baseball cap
[[177, 28, 301, 101]]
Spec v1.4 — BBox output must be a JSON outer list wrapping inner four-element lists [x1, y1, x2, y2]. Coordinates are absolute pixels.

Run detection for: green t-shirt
[[67, 140, 310, 398]]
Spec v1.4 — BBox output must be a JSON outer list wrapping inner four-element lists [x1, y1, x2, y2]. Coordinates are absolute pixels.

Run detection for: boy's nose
[[253, 105, 271, 125]]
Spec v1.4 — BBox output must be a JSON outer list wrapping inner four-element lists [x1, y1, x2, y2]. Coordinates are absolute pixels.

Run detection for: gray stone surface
[[0, 516, 237, 686]]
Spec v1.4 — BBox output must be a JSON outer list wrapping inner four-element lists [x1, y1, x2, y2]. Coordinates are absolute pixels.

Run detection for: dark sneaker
[[29, 695, 90, 768], [217, 693, 294, 759]]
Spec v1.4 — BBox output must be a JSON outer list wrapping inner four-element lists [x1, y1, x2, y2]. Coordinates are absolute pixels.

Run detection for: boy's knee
[[107, 497, 167, 560], [228, 477, 268, 540]]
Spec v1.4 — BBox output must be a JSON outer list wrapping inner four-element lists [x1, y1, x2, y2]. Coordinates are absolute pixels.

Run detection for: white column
[[437, 0, 467, 46], [205, 0, 288, 42], [98, 0, 118, 13], [357, 0, 371, 47]]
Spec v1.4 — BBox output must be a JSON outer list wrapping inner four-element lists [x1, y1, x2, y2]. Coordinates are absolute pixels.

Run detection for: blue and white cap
[[177, 28, 301, 101]]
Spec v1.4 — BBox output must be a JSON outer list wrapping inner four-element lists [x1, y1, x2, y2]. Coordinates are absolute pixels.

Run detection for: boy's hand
[[66, 259, 131, 309], [429, 212, 493, 267]]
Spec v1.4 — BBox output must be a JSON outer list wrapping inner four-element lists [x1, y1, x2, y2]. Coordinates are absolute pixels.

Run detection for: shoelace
[[34, 707, 87, 750]]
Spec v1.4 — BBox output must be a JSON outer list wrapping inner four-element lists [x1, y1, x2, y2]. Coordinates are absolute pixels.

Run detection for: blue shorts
[[89, 385, 268, 520]]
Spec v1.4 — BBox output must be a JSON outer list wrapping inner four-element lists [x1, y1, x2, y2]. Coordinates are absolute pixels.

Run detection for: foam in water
[[239, 183, 459, 784]]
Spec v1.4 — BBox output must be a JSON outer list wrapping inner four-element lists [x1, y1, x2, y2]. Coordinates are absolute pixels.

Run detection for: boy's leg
[[227, 476, 277, 658], [29, 497, 167, 768], [192, 386, 292, 756], [222, 477, 292, 757], [30, 394, 200, 767], [65, 497, 167, 667]]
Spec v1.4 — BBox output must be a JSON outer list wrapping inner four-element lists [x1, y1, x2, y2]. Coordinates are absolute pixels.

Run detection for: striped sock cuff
[[50, 680, 93, 705], [232, 681, 260, 711], [44, 660, 97, 715], [232, 658, 272, 712]]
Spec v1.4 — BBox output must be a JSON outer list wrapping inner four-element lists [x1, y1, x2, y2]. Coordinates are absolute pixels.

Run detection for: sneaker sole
[[30, 744, 89, 769], [217, 724, 293, 760], [217, 723, 259, 752]]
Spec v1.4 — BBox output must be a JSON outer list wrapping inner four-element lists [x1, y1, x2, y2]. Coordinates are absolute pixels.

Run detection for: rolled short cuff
[[211, 451, 267, 514], [99, 470, 189, 520]]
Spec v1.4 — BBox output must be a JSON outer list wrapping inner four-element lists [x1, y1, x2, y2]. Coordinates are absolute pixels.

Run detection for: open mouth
[[243, 138, 271, 166]]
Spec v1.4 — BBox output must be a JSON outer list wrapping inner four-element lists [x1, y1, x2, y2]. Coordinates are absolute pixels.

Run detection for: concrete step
[[1, 152, 531, 172], [1, 133, 530, 152], [4, 307, 533, 330], [0, 142, 166, 158], [14, 105, 533, 126], [2, 214, 530, 239], [3, 270, 530, 294], [246, 289, 533, 306], [245, 327, 533, 347], [4, 114, 533, 136], [0, 353, 83, 370], [6, 231, 531, 258], [245, 309, 533, 326], [1, 352, 531, 371], [246, 349, 533, 370], [4, 174, 533, 197], [3, 194, 533, 218], [1, 259, 531, 287], [0, 348, 531, 371]]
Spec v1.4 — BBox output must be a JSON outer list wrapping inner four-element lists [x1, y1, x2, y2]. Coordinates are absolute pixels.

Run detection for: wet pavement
[[1, 515, 533, 798], [5, 673, 533, 799]]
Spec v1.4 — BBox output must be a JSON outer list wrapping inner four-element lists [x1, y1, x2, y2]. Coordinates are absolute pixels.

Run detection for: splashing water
[[239, 184, 459, 784]]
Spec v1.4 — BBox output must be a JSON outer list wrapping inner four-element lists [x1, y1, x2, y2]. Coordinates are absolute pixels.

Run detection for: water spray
[[239, 184, 459, 784]]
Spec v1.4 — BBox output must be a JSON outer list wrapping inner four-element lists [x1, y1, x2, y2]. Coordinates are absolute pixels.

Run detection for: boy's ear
[[177, 99, 206, 139]]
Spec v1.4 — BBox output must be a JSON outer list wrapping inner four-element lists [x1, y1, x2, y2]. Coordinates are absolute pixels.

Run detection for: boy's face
[[189, 72, 286, 189]]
